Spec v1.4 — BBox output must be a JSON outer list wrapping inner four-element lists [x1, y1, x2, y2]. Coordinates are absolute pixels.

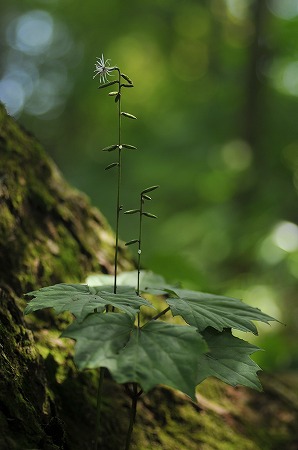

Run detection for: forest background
[[1, 0, 297, 373]]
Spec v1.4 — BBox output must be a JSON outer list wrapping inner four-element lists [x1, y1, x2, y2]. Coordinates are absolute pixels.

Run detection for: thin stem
[[125, 384, 138, 450], [150, 306, 171, 322], [114, 68, 122, 294], [137, 195, 143, 296], [95, 368, 105, 450]]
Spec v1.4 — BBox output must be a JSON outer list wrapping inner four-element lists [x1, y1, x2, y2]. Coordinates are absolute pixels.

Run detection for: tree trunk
[[0, 103, 297, 449]]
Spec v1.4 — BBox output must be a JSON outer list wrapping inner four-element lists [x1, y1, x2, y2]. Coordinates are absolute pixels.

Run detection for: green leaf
[[105, 162, 118, 170], [122, 144, 137, 150], [121, 73, 133, 84], [124, 209, 140, 215], [62, 313, 134, 371], [142, 212, 157, 219], [141, 185, 159, 194], [121, 112, 137, 119], [112, 321, 208, 400], [125, 239, 139, 246], [102, 144, 118, 152], [165, 288, 276, 334], [25, 284, 153, 321], [197, 329, 263, 391], [98, 80, 119, 89]]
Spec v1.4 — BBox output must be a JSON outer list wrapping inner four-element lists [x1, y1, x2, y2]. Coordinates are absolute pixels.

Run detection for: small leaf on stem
[[121, 112, 137, 120], [122, 144, 138, 150], [105, 162, 119, 170], [98, 80, 119, 89], [141, 185, 159, 194], [108, 91, 119, 96], [142, 195, 152, 201], [121, 73, 133, 84], [125, 239, 139, 246], [142, 212, 157, 219], [124, 209, 140, 215], [102, 144, 118, 152]]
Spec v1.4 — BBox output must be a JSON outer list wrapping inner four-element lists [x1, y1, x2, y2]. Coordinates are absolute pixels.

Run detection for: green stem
[[125, 384, 138, 450], [137, 195, 143, 296], [95, 368, 105, 450], [150, 306, 170, 321], [114, 68, 122, 294]]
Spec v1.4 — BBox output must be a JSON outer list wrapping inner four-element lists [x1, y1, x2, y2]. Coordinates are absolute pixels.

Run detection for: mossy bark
[[1, 103, 298, 450]]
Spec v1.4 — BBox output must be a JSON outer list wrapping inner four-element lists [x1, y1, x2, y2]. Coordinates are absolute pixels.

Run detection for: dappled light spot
[[0, 78, 25, 115], [243, 284, 281, 323], [25, 79, 61, 116], [221, 139, 253, 171], [258, 222, 298, 265], [1, 9, 77, 118], [282, 61, 298, 96], [272, 221, 298, 253], [6, 10, 53, 55], [288, 252, 298, 279], [267, 59, 298, 97], [224, 0, 251, 22], [267, 0, 298, 20], [258, 236, 287, 265]]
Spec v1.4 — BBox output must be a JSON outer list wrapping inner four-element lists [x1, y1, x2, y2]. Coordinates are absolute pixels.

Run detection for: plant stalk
[[137, 194, 143, 296], [95, 367, 105, 450], [114, 68, 122, 294], [150, 306, 170, 321], [125, 384, 138, 450]]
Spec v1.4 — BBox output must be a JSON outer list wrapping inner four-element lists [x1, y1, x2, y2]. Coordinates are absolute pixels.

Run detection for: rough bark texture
[[1, 103, 298, 450]]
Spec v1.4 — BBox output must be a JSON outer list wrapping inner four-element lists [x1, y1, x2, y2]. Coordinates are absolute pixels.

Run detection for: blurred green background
[[1, 0, 297, 371]]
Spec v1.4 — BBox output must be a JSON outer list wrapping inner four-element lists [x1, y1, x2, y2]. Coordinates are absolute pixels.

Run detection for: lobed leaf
[[25, 284, 153, 321], [63, 312, 134, 371], [165, 288, 277, 334], [111, 321, 208, 400], [196, 329, 263, 391]]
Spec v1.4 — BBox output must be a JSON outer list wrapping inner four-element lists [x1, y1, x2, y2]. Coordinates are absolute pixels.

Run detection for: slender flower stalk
[[114, 67, 122, 294], [95, 55, 135, 294], [125, 185, 159, 314]]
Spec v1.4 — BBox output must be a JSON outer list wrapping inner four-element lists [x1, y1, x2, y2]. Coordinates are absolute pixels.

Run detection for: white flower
[[93, 54, 113, 83]]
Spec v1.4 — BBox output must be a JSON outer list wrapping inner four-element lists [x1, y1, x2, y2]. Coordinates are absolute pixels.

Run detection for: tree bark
[[0, 103, 297, 449]]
